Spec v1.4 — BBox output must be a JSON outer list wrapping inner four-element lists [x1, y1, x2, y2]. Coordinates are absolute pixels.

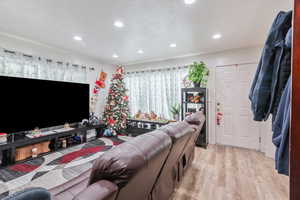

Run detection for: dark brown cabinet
[[181, 88, 208, 148]]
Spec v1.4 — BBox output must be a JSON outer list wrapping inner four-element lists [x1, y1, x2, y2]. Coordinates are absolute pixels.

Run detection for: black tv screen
[[0, 76, 90, 133]]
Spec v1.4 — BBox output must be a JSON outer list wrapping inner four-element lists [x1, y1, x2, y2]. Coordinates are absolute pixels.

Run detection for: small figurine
[[81, 119, 89, 127], [32, 148, 38, 158], [32, 127, 42, 138], [217, 112, 223, 126], [182, 75, 193, 88], [150, 111, 158, 121], [144, 113, 150, 120], [134, 110, 142, 119], [0, 133, 7, 144], [64, 123, 70, 129]]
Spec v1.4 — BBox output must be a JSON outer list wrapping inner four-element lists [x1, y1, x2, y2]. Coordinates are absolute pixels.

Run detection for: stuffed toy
[[89, 113, 99, 125], [103, 128, 116, 137]]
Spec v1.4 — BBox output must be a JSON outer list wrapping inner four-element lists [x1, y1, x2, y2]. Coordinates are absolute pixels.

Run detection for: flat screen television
[[0, 76, 90, 134]]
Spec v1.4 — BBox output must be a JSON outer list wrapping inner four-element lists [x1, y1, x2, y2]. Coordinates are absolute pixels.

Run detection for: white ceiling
[[0, 0, 292, 65]]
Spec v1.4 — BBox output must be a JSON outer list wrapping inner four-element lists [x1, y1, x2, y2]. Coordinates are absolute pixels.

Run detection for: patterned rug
[[0, 136, 132, 199]]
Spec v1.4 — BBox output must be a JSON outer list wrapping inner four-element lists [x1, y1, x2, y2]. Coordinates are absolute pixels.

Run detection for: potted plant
[[170, 104, 181, 121], [188, 61, 209, 87]]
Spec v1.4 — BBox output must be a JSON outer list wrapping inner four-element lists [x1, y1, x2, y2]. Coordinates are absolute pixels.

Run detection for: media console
[[0, 123, 106, 166]]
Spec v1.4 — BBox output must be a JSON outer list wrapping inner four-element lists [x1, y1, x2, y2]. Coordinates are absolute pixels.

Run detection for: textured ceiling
[[0, 0, 292, 64]]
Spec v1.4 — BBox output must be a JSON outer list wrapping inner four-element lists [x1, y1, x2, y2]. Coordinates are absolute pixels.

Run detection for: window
[[0, 48, 88, 83], [125, 67, 188, 119]]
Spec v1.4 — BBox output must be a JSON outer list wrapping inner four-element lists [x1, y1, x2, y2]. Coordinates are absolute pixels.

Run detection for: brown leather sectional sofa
[[50, 112, 205, 200]]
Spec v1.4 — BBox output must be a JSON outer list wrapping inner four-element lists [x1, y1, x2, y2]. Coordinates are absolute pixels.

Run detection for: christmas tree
[[102, 66, 129, 135]]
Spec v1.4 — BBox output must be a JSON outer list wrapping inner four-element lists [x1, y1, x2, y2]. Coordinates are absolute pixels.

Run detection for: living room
[[0, 0, 297, 200]]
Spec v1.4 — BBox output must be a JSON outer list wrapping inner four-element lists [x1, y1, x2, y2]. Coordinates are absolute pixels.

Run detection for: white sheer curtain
[[125, 67, 188, 119], [0, 48, 89, 83]]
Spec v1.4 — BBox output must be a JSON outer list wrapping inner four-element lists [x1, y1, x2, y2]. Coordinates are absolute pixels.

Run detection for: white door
[[215, 64, 261, 150]]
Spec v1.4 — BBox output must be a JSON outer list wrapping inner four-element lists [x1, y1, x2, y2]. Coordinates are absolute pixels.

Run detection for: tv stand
[[0, 123, 105, 166]]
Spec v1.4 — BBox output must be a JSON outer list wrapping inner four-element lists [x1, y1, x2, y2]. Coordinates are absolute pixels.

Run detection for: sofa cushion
[[151, 122, 195, 200], [89, 130, 172, 188], [126, 130, 172, 160], [115, 131, 172, 200], [184, 111, 205, 125], [159, 122, 194, 142], [74, 180, 118, 200], [52, 179, 89, 200], [50, 169, 91, 197], [89, 142, 145, 187]]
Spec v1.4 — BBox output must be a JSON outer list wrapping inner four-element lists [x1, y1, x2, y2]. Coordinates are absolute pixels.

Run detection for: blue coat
[[272, 77, 290, 175], [249, 11, 292, 121], [271, 27, 292, 176]]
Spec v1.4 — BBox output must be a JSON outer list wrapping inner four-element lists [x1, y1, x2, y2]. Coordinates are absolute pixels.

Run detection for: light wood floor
[[172, 145, 289, 200]]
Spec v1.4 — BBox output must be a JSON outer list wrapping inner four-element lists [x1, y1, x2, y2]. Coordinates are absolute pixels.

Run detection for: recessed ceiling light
[[137, 49, 144, 54], [73, 36, 82, 41], [112, 54, 119, 58], [114, 20, 124, 28], [184, 0, 196, 5], [170, 43, 177, 48], [212, 34, 222, 39]]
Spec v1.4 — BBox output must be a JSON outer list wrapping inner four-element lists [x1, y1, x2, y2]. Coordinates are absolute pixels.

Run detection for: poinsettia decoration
[[90, 71, 107, 113]]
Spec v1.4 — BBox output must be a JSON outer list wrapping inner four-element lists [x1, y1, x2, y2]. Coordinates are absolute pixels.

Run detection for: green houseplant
[[170, 104, 180, 121], [188, 61, 209, 87]]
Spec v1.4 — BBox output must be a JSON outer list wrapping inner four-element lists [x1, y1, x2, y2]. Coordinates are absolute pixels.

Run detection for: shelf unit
[[126, 119, 169, 137], [0, 124, 105, 166], [181, 87, 208, 148]]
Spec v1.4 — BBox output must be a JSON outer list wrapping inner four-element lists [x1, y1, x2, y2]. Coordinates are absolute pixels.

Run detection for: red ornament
[[113, 74, 122, 79], [116, 67, 124, 74], [123, 96, 129, 101], [93, 88, 98, 94], [95, 80, 105, 88], [108, 118, 116, 125]]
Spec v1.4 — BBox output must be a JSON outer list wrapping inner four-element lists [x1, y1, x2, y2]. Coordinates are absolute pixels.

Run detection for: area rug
[[0, 136, 132, 199]]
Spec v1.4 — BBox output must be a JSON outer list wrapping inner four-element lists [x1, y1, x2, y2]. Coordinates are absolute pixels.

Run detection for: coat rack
[[291, 1, 300, 199]]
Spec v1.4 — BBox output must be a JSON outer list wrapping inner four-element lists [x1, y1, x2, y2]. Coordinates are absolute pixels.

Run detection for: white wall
[[0, 33, 116, 117], [125, 46, 275, 158]]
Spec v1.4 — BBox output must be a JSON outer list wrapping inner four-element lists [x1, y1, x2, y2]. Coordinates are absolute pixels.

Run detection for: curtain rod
[[2, 48, 95, 71], [126, 65, 188, 74], [216, 62, 258, 67]]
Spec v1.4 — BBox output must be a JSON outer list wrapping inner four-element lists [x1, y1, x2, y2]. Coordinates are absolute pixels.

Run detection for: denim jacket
[[249, 11, 292, 121], [270, 27, 292, 176], [269, 27, 292, 122], [272, 77, 291, 175]]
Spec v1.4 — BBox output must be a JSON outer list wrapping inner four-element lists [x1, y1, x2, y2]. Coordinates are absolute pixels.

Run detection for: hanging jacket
[[285, 28, 292, 48], [249, 11, 292, 121], [272, 27, 292, 176], [270, 27, 292, 123], [272, 77, 291, 175]]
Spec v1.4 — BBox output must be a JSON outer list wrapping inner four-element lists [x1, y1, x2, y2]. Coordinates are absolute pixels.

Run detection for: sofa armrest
[[74, 180, 118, 200], [3, 188, 51, 200]]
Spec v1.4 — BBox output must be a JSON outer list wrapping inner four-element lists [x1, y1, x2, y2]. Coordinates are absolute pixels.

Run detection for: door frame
[[213, 62, 265, 151]]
